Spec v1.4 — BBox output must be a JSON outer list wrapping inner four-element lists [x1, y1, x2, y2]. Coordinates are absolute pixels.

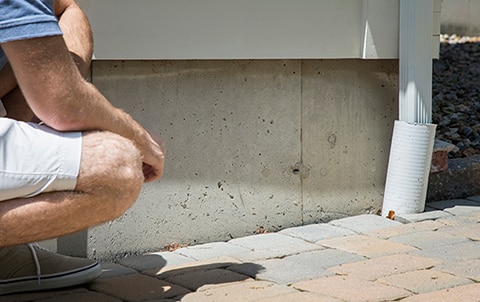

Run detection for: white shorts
[[0, 118, 82, 202]]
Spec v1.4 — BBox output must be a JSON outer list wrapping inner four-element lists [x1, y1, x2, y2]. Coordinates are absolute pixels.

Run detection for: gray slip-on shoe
[[0, 244, 101, 295]]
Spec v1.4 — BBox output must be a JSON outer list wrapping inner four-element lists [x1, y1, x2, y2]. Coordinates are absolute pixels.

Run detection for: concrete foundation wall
[[58, 59, 398, 260]]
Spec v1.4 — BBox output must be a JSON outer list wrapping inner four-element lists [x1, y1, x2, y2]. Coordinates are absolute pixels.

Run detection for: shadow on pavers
[[147, 259, 265, 300], [90, 254, 265, 300], [153, 261, 265, 291], [0, 257, 264, 301]]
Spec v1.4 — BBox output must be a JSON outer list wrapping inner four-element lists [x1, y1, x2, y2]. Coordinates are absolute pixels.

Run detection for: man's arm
[[54, 0, 93, 76], [2, 35, 164, 182], [0, 0, 93, 121]]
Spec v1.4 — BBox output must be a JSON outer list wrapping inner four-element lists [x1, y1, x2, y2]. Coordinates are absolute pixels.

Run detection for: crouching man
[[0, 0, 165, 295]]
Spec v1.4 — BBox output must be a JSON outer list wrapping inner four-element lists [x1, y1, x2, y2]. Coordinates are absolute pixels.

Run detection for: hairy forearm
[[3, 36, 147, 152], [54, 79, 149, 148], [3, 32, 164, 181]]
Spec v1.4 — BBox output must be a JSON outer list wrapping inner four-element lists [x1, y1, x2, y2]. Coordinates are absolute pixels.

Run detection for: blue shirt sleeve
[[0, 0, 62, 43], [0, 0, 63, 69]]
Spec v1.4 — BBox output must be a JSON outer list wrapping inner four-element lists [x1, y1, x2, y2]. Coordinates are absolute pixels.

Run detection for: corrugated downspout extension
[[382, 121, 436, 215], [382, 0, 437, 216]]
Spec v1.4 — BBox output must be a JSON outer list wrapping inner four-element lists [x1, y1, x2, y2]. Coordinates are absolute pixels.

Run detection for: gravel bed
[[433, 34, 480, 158]]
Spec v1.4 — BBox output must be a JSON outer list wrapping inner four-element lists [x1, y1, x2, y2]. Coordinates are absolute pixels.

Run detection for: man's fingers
[[142, 163, 163, 183]]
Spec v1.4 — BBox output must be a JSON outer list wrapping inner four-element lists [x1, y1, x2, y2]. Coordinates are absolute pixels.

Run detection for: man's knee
[[78, 131, 144, 216]]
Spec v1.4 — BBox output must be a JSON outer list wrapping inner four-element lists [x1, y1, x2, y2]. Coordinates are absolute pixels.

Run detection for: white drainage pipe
[[382, 0, 436, 216], [382, 121, 436, 215]]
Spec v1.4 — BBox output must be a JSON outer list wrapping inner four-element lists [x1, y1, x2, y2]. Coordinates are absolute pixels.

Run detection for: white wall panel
[[77, 0, 405, 59]]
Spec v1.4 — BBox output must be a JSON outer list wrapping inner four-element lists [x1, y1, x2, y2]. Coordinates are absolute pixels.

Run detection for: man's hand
[[141, 131, 165, 183]]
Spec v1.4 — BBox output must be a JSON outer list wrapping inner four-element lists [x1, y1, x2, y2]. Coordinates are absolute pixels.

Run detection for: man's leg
[[0, 129, 144, 295], [1, 87, 35, 122], [0, 130, 144, 246]]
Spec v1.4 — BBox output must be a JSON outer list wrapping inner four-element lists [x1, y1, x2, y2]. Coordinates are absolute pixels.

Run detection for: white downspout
[[381, 0, 437, 216], [399, 0, 433, 123]]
